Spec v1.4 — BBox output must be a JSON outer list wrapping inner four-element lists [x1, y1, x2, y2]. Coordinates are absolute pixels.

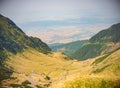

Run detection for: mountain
[[0, 14, 120, 88], [63, 48, 120, 88], [0, 14, 73, 88], [72, 23, 120, 60], [90, 23, 120, 43], [0, 14, 51, 63], [0, 14, 51, 81], [49, 40, 88, 56]]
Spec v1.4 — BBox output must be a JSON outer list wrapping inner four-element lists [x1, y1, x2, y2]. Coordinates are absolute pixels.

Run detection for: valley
[[1, 48, 120, 88], [0, 14, 120, 88]]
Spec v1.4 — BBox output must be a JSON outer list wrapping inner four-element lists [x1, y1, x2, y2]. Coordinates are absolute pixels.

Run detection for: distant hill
[[49, 40, 88, 56], [72, 23, 120, 60]]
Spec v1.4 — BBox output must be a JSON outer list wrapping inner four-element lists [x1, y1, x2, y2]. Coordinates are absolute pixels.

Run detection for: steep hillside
[[0, 14, 51, 63], [91, 47, 120, 75], [0, 14, 77, 88], [0, 14, 51, 81], [61, 48, 120, 88], [90, 23, 120, 43], [49, 40, 88, 56], [72, 43, 107, 60], [72, 23, 120, 60]]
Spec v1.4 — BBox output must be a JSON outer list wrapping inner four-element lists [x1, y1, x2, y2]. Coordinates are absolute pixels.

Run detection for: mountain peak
[[0, 14, 24, 33]]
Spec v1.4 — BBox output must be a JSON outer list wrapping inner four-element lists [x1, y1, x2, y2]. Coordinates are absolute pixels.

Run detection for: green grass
[[10, 80, 32, 88], [91, 54, 109, 65], [22, 80, 31, 86], [63, 76, 115, 88], [92, 64, 110, 73], [10, 84, 21, 87], [36, 85, 44, 88], [91, 48, 120, 65]]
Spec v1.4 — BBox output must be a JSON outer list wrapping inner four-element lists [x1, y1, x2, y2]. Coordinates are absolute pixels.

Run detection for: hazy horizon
[[0, 0, 120, 44]]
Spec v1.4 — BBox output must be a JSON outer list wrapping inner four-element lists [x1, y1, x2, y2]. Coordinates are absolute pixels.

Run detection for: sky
[[0, 0, 120, 44]]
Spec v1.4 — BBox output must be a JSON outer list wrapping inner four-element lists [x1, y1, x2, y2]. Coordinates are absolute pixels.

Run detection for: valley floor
[[1, 48, 120, 88]]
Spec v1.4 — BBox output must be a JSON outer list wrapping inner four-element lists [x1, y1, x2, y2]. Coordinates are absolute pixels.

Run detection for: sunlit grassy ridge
[[62, 49, 120, 88], [91, 48, 120, 76]]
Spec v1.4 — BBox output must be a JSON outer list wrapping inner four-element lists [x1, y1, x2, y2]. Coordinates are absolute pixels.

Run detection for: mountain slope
[[72, 23, 120, 60], [72, 43, 107, 60], [91, 47, 120, 75], [0, 14, 51, 62], [62, 48, 120, 88], [0, 14, 77, 88], [90, 23, 120, 43], [0, 14, 51, 82], [0, 14, 120, 88], [1, 49, 76, 87], [49, 40, 88, 56], [51, 48, 120, 88]]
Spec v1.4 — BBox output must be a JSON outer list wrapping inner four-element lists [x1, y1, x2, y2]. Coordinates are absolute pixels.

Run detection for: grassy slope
[[1, 48, 80, 87], [91, 48, 120, 76], [62, 49, 120, 88], [1, 48, 120, 88]]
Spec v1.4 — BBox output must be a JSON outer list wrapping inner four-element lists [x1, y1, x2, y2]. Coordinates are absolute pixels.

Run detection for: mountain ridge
[[72, 23, 120, 60], [0, 14, 51, 59], [0, 14, 51, 81], [90, 23, 120, 43]]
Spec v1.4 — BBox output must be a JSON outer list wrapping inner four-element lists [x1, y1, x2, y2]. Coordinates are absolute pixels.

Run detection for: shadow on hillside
[[0, 66, 13, 82], [112, 79, 120, 88]]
